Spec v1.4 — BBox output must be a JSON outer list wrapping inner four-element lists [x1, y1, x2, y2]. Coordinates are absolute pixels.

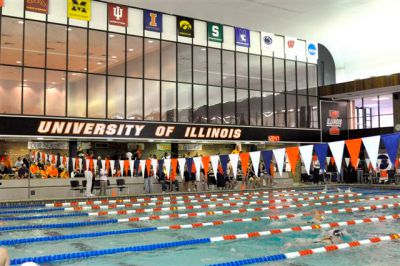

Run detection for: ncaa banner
[[207, 22, 223, 43], [235, 27, 250, 47], [261, 32, 274, 51], [108, 3, 128, 27], [306, 40, 318, 60], [144, 10, 162, 32], [68, 0, 91, 21], [177, 16, 194, 38], [284, 36, 297, 55], [25, 0, 48, 14]]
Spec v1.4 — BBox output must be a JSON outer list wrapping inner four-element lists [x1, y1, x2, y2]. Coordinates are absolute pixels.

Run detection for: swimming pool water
[[1, 188, 399, 266]]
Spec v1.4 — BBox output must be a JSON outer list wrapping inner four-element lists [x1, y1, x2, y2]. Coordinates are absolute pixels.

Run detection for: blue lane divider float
[[0, 207, 65, 215], [0, 219, 118, 232], [0, 212, 88, 221], [0, 204, 45, 209], [0, 227, 158, 246], [10, 238, 211, 265], [207, 254, 287, 266]]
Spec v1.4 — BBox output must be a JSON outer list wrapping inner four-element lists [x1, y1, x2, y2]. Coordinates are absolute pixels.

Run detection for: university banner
[[67, 0, 91, 21], [306, 40, 318, 59], [177, 16, 194, 38], [261, 32, 274, 51], [207, 22, 223, 43], [284, 36, 297, 55], [235, 27, 250, 47], [25, 0, 48, 14], [0, 0, 3, 7], [144, 10, 162, 32], [320, 100, 348, 142], [108, 3, 128, 27]]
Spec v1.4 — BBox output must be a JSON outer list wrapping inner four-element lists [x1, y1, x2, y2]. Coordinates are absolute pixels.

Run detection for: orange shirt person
[[30, 163, 39, 175], [47, 164, 59, 178]]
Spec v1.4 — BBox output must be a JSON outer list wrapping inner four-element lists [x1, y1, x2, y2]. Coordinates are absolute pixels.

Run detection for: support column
[[171, 143, 179, 158], [69, 141, 77, 173]]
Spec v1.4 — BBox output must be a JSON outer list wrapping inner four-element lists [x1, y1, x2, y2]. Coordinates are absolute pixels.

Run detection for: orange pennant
[[62, 156, 67, 166], [89, 158, 94, 171], [105, 159, 110, 172], [286, 146, 300, 174], [75, 157, 79, 171], [171, 158, 178, 181], [146, 159, 151, 176], [240, 153, 250, 177], [124, 160, 130, 176], [345, 138, 362, 168], [201, 156, 210, 177]]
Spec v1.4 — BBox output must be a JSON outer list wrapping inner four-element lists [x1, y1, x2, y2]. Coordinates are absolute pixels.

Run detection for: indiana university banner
[[67, 0, 91, 21]]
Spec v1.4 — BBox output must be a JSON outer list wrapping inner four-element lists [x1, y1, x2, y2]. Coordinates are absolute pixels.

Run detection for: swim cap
[[21, 262, 40, 266], [332, 229, 343, 237]]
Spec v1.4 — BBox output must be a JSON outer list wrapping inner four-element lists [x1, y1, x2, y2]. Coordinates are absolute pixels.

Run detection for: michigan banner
[[67, 0, 91, 21]]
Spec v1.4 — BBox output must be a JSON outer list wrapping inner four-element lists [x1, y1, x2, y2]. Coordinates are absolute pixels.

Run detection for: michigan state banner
[[68, 0, 91, 21], [207, 22, 223, 43]]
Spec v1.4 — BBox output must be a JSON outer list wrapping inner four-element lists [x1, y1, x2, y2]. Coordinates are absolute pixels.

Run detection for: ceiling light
[[128, 48, 134, 52], [18, 20, 24, 24], [148, 139, 154, 142], [16, 61, 21, 64], [83, 67, 87, 71], [148, 40, 154, 43], [111, 56, 117, 59], [97, 62, 102, 65], [37, 137, 44, 140], [71, 73, 77, 76], [66, 28, 72, 31], [61, 78, 66, 81], [23, 79, 27, 82], [109, 34, 115, 38], [201, 48, 206, 51]]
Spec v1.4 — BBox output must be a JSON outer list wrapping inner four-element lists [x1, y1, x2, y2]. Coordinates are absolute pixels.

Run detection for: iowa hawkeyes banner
[[67, 0, 91, 21], [177, 16, 194, 38]]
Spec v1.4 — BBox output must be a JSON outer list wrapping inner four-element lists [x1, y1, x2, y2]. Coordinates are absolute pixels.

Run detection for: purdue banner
[[0, 116, 320, 142], [67, 0, 91, 21], [320, 100, 348, 142], [25, 0, 48, 14]]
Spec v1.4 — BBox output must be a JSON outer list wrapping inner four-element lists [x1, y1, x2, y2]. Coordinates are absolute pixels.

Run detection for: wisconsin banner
[[68, 0, 91, 21]]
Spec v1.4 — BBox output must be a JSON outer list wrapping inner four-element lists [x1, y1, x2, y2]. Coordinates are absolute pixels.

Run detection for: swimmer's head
[[21, 262, 40, 266], [332, 229, 343, 237]]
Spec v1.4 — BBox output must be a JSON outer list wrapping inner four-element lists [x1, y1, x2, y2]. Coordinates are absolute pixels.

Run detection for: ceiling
[[106, 0, 400, 83]]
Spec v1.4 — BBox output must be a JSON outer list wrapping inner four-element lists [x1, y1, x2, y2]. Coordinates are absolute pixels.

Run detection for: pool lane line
[[45, 189, 305, 207], [9, 218, 400, 265], [0, 204, 45, 210], [1, 203, 399, 246], [207, 233, 400, 266], [0, 193, 362, 220], [0, 195, 398, 231]]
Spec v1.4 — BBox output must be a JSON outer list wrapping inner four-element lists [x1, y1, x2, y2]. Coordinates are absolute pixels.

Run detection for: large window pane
[[223, 51, 234, 87], [250, 90, 261, 126], [108, 76, 125, 119], [127, 36, 143, 78], [208, 48, 221, 86], [380, 115, 393, 127], [24, 21, 45, 68], [379, 94, 393, 115], [286, 60, 296, 92], [209, 86, 221, 124], [275, 93, 285, 127], [249, 55, 261, 90], [286, 94, 296, 128], [236, 52, 248, 89], [363, 96, 379, 117], [23, 68, 44, 115], [223, 88, 235, 125], [297, 62, 307, 95], [46, 70, 66, 116], [262, 57, 273, 92], [88, 30, 106, 74], [309, 96, 318, 128], [67, 72, 86, 117], [178, 83, 192, 122], [68, 27, 87, 72], [0, 17, 23, 65], [144, 38, 160, 79], [47, 24, 67, 70], [88, 74, 105, 118], [193, 46, 206, 84], [297, 95, 308, 128], [161, 41, 176, 81], [161, 82, 176, 122], [274, 59, 285, 93], [144, 80, 160, 120], [308, 64, 318, 96], [127, 78, 142, 120], [193, 85, 207, 123], [178, 44, 192, 83], [0, 66, 21, 114], [237, 89, 249, 125], [262, 92, 274, 127], [108, 33, 125, 76]]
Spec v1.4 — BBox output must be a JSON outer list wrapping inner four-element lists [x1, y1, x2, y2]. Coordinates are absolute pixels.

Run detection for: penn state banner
[[177, 16, 194, 38], [320, 100, 348, 142], [67, 0, 91, 21]]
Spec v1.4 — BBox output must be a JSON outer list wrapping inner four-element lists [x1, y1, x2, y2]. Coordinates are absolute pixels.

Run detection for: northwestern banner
[[177, 16, 194, 38], [207, 22, 223, 43], [25, 0, 48, 14], [235, 27, 250, 47], [108, 3, 128, 27], [67, 0, 91, 21], [144, 10, 162, 32], [0, 116, 320, 142], [320, 100, 348, 142]]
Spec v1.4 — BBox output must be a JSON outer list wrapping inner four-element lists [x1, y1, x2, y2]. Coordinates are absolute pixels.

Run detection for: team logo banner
[[320, 100, 348, 142], [108, 3, 127, 27], [25, 0, 48, 14], [261, 32, 274, 51], [284, 36, 297, 55], [67, 0, 91, 21], [207, 22, 223, 43], [144, 10, 162, 32], [235, 27, 250, 47], [0, 0, 3, 7], [306, 40, 318, 59], [177, 16, 194, 38]]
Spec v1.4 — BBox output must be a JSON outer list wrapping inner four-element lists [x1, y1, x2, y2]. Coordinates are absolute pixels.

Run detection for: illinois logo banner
[[144, 10, 162, 32], [177, 16, 194, 38], [67, 0, 91, 21]]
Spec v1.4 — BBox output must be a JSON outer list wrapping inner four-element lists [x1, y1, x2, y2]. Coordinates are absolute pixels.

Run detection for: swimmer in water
[[315, 229, 344, 245], [308, 210, 326, 224], [0, 247, 10, 266]]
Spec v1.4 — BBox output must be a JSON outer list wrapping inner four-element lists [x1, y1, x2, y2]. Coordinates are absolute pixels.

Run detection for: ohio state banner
[[67, 0, 91, 21]]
